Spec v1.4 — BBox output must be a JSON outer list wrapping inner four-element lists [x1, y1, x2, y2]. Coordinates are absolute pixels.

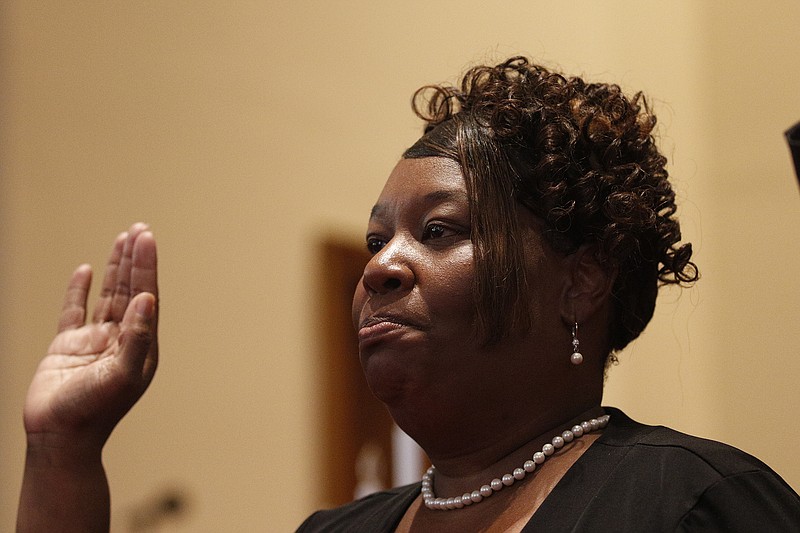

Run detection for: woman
[[17, 58, 800, 532]]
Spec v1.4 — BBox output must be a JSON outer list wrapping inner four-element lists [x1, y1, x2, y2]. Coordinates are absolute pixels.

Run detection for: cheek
[[426, 252, 475, 313], [351, 278, 367, 330]]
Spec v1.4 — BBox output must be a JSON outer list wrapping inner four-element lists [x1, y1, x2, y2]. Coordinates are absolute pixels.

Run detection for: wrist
[[25, 431, 105, 470]]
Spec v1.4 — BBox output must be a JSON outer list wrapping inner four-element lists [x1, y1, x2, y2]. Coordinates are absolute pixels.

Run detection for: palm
[[23, 224, 159, 443], [27, 323, 125, 434]]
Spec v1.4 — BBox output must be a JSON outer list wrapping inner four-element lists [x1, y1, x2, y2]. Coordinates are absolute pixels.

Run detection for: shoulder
[[581, 407, 800, 531], [296, 483, 420, 533], [600, 406, 786, 480]]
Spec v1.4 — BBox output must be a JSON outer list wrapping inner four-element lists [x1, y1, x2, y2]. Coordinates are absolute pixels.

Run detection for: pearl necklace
[[421, 414, 610, 511]]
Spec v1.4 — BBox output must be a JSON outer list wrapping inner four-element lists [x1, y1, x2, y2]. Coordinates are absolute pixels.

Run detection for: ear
[[559, 245, 616, 326]]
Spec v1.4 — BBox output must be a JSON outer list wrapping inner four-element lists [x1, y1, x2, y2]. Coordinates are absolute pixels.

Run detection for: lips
[[357, 315, 425, 346]]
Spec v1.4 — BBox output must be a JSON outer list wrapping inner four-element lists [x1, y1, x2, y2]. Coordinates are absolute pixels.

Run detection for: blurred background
[[2, 1, 799, 530]]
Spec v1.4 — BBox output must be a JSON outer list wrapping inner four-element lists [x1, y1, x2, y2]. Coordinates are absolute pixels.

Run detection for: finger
[[118, 292, 158, 383], [57, 264, 92, 332], [93, 232, 126, 323], [132, 233, 159, 381], [130, 231, 158, 303], [110, 223, 149, 322]]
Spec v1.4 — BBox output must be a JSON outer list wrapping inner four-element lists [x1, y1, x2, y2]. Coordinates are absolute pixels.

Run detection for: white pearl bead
[[542, 443, 555, 456], [471, 490, 483, 503], [552, 436, 565, 448], [523, 460, 536, 472], [480, 485, 492, 497], [490, 478, 503, 491], [461, 493, 472, 506], [502, 474, 514, 486], [590, 418, 600, 431], [513, 468, 526, 480], [571, 351, 583, 365], [572, 424, 584, 437], [562, 430, 574, 442], [581, 421, 592, 432], [533, 451, 546, 464]]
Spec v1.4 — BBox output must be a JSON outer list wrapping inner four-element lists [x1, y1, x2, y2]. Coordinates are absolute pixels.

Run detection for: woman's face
[[352, 158, 571, 425], [352, 157, 475, 403]]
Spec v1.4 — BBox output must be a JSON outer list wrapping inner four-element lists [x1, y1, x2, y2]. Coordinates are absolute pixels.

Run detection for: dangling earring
[[570, 322, 584, 365]]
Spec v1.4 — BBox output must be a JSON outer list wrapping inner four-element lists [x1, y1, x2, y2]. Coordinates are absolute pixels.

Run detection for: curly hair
[[403, 56, 698, 352]]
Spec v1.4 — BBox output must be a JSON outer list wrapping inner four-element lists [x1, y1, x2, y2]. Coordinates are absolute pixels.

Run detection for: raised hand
[[23, 223, 159, 449], [17, 223, 159, 533]]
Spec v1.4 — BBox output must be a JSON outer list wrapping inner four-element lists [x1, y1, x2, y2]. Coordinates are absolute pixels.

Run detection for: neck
[[388, 342, 606, 468]]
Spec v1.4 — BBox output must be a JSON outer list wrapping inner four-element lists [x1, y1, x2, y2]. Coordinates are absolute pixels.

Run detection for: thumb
[[119, 292, 157, 378]]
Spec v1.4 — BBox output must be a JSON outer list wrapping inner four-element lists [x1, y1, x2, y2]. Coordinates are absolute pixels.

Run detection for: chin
[[360, 349, 420, 406]]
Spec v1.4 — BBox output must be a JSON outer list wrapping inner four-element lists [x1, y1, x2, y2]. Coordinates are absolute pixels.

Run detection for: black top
[[297, 407, 800, 532]]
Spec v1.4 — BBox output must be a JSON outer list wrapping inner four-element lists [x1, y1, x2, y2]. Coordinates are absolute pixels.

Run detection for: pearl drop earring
[[571, 322, 584, 365]]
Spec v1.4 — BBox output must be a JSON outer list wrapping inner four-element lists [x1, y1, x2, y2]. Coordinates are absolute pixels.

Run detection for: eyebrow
[[370, 189, 468, 220]]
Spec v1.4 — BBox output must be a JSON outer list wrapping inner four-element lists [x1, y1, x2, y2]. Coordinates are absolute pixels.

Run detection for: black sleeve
[[786, 121, 800, 185], [676, 470, 800, 532]]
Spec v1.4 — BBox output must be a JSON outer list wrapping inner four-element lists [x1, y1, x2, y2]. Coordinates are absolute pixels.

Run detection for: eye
[[366, 236, 387, 255], [422, 222, 454, 241]]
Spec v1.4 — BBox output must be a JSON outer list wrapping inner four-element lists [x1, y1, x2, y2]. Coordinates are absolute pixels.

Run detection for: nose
[[361, 237, 415, 295]]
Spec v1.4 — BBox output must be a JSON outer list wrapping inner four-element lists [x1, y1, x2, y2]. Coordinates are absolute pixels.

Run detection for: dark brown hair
[[404, 57, 698, 352]]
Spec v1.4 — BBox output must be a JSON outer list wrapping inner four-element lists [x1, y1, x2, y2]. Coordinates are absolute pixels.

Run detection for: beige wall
[[2, 2, 799, 530]]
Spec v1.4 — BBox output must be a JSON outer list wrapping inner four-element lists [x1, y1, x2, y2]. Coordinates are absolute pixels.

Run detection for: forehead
[[371, 157, 467, 218]]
